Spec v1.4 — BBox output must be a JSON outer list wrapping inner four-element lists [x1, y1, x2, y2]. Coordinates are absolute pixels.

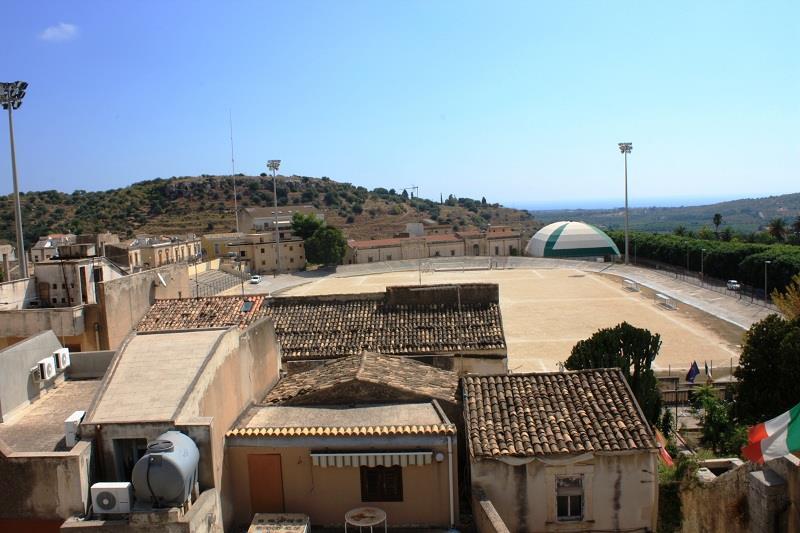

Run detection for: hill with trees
[[530, 192, 800, 234], [0, 174, 540, 248]]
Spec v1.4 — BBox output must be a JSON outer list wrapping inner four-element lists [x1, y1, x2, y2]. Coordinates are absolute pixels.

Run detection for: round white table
[[345, 506, 387, 532]]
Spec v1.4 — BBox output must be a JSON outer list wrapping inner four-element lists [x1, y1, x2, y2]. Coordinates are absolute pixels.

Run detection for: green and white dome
[[525, 221, 620, 258]]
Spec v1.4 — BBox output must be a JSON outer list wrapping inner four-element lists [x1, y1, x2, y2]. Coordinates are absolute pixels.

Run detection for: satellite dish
[[157, 273, 167, 287], [96, 491, 117, 511]]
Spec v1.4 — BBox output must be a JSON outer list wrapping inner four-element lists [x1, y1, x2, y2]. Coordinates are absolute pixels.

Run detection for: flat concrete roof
[[86, 330, 225, 424], [0, 380, 101, 452], [241, 403, 443, 429]]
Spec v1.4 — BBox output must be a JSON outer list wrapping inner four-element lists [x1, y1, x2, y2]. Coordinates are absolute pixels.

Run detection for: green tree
[[713, 213, 722, 236], [734, 314, 800, 424], [673, 225, 687, 237], [305, 226, 347, 265], [290, 212, 324, 240], [767, 217, 787, 241], [565, 322, 662, 424]]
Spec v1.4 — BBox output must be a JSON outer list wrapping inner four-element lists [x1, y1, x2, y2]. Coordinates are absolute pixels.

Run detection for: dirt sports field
[[281, 268, 744, 376]]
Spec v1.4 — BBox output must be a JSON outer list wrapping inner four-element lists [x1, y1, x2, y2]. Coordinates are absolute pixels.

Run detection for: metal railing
[[627, 257, 780, 312]]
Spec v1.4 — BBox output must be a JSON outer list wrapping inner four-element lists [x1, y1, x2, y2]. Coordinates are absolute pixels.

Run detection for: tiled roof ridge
[[465, 367, 624, 379], [226, 423, 457, 438]]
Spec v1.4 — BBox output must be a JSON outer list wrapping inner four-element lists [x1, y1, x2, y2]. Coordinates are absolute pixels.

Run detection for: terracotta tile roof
[[226, 424, 456, 438], [425, 234, 462, 243], [463, 369, 656, 459], [137, 290, 505, 361], [264, 352, 458, 404], [347, 237, 423, 249]]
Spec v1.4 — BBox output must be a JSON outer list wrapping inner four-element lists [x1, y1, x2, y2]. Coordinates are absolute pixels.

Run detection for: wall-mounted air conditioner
[[91, 482, 132, 515], [54, 347, 70, 371], [33, 357, 56, 382], [65, 410, 85, 448]]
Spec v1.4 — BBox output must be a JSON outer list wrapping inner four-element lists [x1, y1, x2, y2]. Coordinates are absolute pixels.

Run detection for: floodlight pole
[[2, 82, 28, 279], [618, 143, 633, 265], [268, 160, 281, 277], [764, 260, 771, 304]]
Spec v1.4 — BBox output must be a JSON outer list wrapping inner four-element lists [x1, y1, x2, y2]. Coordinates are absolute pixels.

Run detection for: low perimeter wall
[[472, 486, 511, 533]]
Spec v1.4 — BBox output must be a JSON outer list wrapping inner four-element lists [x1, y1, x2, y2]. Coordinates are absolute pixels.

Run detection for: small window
[[386, 255, 392, 260], [450, 250, 455, 256], [289, 246, 293, 251], [261, 260, 266, 266], [556, 476, 583, 521], [240, 251, 246, 257], [495, 246, 500, 255], [61, 298, 66, 303], [52, 283, 57, 289], [434, 251, 441, 257], [290, 258, 294, 263], [261, 248, 265, 254], [368, 257, 373, 263], [62, 283, 67, 289], [360, 466, 403, 502], [241, 300, 254, 312]]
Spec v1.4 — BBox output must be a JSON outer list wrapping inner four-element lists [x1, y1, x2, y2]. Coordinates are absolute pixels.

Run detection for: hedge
[[608, 231, 800, 292]]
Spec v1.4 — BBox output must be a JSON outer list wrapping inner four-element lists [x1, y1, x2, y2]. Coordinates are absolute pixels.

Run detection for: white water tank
[[131, 431, 199, 507]]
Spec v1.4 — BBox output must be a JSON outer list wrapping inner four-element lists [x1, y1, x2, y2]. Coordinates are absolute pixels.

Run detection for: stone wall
[[679, 454, 799, 533]]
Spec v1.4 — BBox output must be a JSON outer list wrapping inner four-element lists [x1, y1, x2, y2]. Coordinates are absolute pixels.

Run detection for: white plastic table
[[345, 506, 387, 532]]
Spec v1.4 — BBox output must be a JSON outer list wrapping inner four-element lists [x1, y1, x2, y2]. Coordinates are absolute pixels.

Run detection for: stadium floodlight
[[267, 160, 282, 276], [765, 260, 772, 304], [1, 81, 29, 278], [618, 142, 633, 265]]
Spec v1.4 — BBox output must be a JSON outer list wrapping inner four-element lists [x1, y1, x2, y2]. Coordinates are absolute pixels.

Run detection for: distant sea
[[506, 195, 742, 211]]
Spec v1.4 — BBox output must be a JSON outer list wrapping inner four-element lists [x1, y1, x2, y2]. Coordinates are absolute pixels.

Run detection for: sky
[[0, 1, 798, 208]]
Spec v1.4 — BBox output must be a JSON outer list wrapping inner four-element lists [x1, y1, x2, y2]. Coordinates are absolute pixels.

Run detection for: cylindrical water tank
[[131, 431, 199, 507]]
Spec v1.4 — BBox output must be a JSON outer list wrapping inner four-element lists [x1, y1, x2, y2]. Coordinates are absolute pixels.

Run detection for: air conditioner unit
[[53, 347, 70, 370], [33, 357, 56, 382], [65, 410, 85, 448], [91, 482, 132, 515]]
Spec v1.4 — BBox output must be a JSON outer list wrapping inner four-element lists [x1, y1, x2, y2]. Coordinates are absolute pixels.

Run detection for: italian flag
[[742, 402, 800, 464]]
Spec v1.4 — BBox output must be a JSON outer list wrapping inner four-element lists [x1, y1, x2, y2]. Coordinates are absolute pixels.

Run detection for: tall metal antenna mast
[[230, 111, 240, 233]]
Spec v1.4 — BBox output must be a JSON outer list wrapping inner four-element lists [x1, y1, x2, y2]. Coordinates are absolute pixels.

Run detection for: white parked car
[[250, 275, 262, 284], [726, 280, 741, 291]]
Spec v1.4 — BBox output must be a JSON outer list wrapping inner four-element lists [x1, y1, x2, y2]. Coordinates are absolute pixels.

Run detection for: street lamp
[[765, 260, 772, 304], [267, 160, 281, 276], [618, 142, 633, 265], [700, 248, 706, 286], [1, 81, 29, 279]]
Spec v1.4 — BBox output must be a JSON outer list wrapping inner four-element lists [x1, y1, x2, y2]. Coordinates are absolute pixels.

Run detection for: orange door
[[248, 454, 284, 513]]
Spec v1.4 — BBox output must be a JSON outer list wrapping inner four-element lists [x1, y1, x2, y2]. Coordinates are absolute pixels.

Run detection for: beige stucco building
[[224, 352, 461, 530], [106, 234, 201, 272], [225, 233, 307, 274], [200, 232, 245, 260], [463, 370, 659, 532], [345, 226, 522, 265], [239, 205, 322, 232]]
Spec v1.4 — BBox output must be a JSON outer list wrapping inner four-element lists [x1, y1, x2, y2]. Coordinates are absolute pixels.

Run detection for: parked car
[[726, 280, 741, 291], [250, 275, 262, 284]]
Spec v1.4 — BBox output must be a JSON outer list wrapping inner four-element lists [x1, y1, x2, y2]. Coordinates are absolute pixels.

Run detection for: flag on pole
[[742, 402, 800, 464], [686, 361, 700, 383]]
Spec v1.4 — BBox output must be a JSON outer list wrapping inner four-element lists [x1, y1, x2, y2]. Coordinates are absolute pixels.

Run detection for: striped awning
[[311, 451, 434, 468]]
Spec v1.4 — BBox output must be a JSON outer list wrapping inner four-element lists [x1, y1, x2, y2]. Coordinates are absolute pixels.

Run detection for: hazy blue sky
[[1, 1, 797, 208]]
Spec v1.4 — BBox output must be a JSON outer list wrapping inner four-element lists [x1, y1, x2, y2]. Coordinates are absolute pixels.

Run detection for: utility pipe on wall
[[447, 435, 455, 528]]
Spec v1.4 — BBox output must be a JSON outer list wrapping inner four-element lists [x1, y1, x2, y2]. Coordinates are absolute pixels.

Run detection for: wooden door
[[248, 454, 284, 513]]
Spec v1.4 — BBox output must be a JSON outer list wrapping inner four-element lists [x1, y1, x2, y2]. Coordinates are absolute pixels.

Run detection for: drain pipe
[[447, 434, 455, 528]]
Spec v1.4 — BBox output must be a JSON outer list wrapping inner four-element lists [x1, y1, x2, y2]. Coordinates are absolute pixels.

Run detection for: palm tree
[[712, 213, 722, 237], [767, 217, 787, 241]]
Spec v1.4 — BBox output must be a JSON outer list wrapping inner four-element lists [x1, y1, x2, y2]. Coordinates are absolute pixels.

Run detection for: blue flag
[[686, 361, 700, 383]]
